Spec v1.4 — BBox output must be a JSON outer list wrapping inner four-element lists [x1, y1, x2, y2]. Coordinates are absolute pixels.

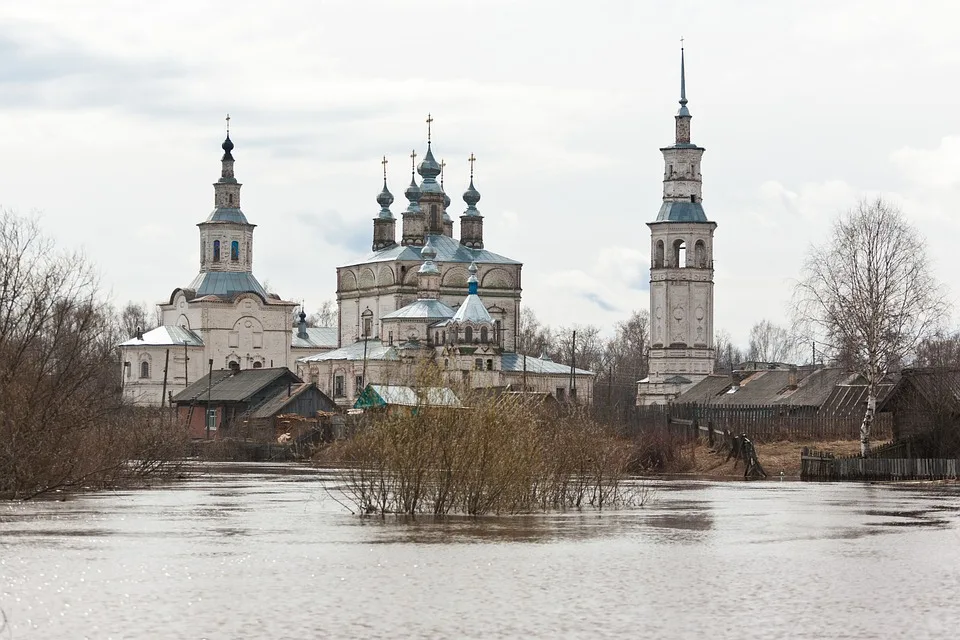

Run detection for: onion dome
[[221, 134, 234, 158], [443, 190, 452, 209], [418, 144, 443, 194], [419, 239, 439, 275], [462, 178, 481, 216], [404, 175, 422, 213], [377, 180, 394, 219]]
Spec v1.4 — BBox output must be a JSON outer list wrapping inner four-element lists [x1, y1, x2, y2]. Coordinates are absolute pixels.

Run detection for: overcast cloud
[[1, 0, 958, 350]]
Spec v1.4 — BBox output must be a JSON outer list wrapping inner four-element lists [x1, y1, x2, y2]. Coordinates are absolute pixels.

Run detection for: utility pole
[[184, 340, 189, 386], [205, 358, 214, 439], [570, 329, 577, 401], [160, 349, 170, 408]]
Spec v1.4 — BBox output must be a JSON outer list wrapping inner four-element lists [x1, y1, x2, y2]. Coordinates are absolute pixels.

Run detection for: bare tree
[[599, 310, 649, 410], [794, 198, 948, 455], [747, 319, 799, 363], [714, 329, 744, 372], [120, 301, 159, 338], [517, 307, 555, 356], [305, 299, 337, 328], [915, 331, 960, 369], [0, 212, 182, 498]]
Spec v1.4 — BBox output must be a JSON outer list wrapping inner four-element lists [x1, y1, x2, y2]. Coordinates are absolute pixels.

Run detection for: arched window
[[480, 326, 488, 343], [442, 330, 446, 344], [464, 326, 473, 343], [431, 204, 439, 230], [229, 193, 235, 205], [228, 361, 240, 372], [695, 240, 707, 268], [494, 320, 501, 344], [673, 239, 686, 268], [213, 240, 221, 262], [486, 359, 493, 371], [252, 361, 263, 369], [231, 240, 239, 261], [655, 240, 664, 268], [139, 361, 150, 379]]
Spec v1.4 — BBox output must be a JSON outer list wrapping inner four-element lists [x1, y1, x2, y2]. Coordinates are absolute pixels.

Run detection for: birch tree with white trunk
[[794, 198, 948, 455]]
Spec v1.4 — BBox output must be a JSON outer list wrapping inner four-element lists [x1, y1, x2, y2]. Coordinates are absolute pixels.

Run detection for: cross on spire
[[440, 158, 446, 187], [410, 149, 417, 174], [426, 113, 433, 144], [225, 113, 231, 135], [468, 153, 476, 179], [381, 155, 388, 181]]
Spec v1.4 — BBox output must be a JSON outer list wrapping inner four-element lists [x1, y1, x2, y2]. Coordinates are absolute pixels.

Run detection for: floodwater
[[1, 466, 959, 640]]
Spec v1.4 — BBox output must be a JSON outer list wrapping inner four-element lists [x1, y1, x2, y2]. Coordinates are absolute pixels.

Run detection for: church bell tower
[[638, 47, 717, 405]]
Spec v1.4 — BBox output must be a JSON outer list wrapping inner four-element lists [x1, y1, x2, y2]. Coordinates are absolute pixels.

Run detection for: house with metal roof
[[354, 384, 462, 413], [118, 127, 334, 406]]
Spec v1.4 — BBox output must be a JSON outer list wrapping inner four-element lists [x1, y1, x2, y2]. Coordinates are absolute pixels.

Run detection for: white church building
[[118, 129, 336, 406]]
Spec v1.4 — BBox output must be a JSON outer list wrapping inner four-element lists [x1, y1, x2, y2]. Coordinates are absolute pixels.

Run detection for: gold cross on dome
[[468, 153, 476, 178], [426, 113, 433, 143], [381, 155, 388, 181]]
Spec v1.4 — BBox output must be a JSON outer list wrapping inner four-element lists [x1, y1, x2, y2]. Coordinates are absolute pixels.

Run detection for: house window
[[556, 387, 566, 401], [363, 317, 373, 338], [229, 193, 235, 205], [475, 358, 483, 371], [356, 375, 363, 393], [252, 361, 263, 369], [444, 358, 449, 368], [231, 240, 239, 261], [140, 361, 150, 379], [465, 326, 473, 343], [494, 321, 500, 343], [486, 359, 493, 371], [334, 375, 345, 398], [229, 361, 240, 372], [228, 331, 239, 348], [388, 331, 394, 345], [213, 240, 220, 262], [253, 332, 263, 349], [442, 330, 447, 344], [124, 361, 131, 378], [480, 326, 488, 343]]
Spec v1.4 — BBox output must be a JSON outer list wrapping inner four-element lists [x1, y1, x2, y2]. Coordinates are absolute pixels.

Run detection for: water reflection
[[0, 464, 958, 640]]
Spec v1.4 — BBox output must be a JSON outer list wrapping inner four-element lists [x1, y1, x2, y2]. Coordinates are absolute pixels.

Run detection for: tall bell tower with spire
[[637, 45, 717, 406]]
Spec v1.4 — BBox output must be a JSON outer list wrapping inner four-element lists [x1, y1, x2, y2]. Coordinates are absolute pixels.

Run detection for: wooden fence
[[800, 448, 960, 481], [615, 403, 891, 443]]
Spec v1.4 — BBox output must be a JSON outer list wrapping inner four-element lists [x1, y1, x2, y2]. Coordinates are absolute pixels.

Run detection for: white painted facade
[[638, 51, 717, 406]]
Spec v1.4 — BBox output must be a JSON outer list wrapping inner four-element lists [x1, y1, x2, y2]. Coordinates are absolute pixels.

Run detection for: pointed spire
[[677, 41, 690, 117], [377, 155, 394, 219]]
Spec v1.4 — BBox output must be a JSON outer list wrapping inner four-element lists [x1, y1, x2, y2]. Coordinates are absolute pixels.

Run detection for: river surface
[[1, 464, 959, 639]]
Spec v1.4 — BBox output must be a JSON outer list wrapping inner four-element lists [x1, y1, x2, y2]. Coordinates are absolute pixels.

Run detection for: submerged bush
[[335, 388, 648, 517], [0, 212, 185, 499]]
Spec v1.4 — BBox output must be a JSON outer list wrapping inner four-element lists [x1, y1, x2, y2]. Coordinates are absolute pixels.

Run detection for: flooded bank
[[2, 464, 958, 639]]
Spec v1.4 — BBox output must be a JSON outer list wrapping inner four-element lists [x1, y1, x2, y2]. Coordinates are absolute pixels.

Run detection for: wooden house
[[173, 368, 339, 441]]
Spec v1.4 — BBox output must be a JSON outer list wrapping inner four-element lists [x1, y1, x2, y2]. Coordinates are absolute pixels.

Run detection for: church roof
[[291, 326, 338, 349], [187, 271, 269, 299], [203, 207, 250, 224], [451, 294, 492, 324], [655, 201, 709, 223], [349, 233, 520, 267], [297, 339, 400, 363], [119, 325, 204, 347], [500, 353, 594, 376], [382, 299, 455, 321]]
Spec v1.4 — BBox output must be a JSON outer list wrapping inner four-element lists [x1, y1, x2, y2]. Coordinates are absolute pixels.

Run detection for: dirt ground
[[681, 439, 868, 478]]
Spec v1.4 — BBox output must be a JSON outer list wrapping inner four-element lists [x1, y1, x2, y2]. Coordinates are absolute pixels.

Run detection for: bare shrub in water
[[0, 212, 186, 499], [336, 376, 647, 516]]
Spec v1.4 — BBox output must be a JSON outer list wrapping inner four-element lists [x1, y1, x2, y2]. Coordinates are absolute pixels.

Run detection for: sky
[[1, 0, 959, 350]]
